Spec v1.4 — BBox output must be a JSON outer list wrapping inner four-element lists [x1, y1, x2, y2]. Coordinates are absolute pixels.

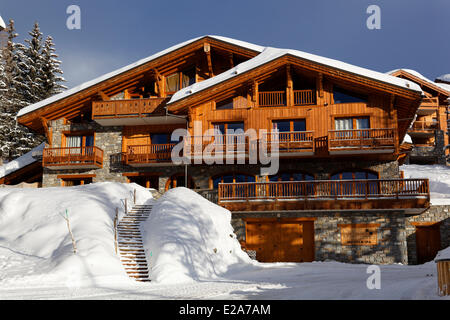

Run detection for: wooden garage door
[[245, 219, 314, 262]]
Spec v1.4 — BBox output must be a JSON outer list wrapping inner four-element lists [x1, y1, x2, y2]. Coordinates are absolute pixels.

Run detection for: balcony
[[123, 144, 176, 167], [258, 89, 315, 107], [92, 98, 184, 126], [218, 179, 430, 213], [328, 128, 396, 154], [408, 121, 438, 137], [262, 131, 315, 156], [43, 146, 103, 170]]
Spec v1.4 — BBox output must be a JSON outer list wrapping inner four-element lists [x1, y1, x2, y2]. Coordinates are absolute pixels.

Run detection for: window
[[334, 117, 370, 130], [268, 172, 315, 196], [331, 171, 378, 180], [272, 119, 306, 132], [64, 133, 94, 155], [269, 172, 314, 181], [333, 86, 368, 104], [216, 98, 234, 110], [166, 173, 195, 190], [330, 170, 379, 196], [62, 177, 93, 187], [212, 173, 256, 189], [165, 68, 195, 94], [213, 122, 245, 146]]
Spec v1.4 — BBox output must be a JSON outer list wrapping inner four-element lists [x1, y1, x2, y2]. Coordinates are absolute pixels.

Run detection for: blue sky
[[1, 0, 449, 88]]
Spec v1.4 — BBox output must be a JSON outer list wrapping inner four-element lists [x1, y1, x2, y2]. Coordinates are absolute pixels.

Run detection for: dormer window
[[215, 97, 234, 110], [165, 68, 196, 94], [333, 86, 368, 104]]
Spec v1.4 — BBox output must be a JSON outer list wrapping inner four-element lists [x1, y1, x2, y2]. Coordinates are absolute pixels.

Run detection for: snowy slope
[[141, 187, 255, 284], [0, 182, 153, 287], [401, 164, 450, 205]]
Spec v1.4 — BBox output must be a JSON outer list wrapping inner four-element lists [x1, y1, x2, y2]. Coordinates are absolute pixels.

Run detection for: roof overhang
[[389, 69, 450, 97], [16, 35, 263, 132]]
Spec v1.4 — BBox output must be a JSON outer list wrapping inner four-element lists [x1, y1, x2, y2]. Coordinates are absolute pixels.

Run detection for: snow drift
[[0, 182, 153, 287], [142, 187, 255, 284]]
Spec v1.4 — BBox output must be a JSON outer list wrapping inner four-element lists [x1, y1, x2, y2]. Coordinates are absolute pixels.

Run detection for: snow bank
[[0, 143, 44, 179], [0, 182, 152, 287], [142, 187, 255, 284], [401, 164, 450, 205]]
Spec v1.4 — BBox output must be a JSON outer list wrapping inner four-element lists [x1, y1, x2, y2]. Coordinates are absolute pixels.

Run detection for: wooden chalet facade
[[15, 35, 440, 265], [389, 69, 450, 165]]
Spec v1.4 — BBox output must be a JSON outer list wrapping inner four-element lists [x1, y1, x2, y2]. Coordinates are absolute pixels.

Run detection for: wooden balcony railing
[[124, 144, 176, 165], [293, 89, 315, 105], [328, 128, 396, 151], [186, 134, 253, 157], [43, 146, 103, 168], [262, 131, 315, 153], [218, 179, 430, 211], [258, 91, 286, 107], [92, 97, 168, 119], [410, 121, 439, 132]]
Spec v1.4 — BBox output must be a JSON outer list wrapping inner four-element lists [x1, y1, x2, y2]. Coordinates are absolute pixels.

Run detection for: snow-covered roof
[[169, 47, 423, 104], [16, 35, 264, 118], [435, 246, 450, 262], [387, 69, 450, 95], [436, 73, 450, 84], [0, 15, 5, 31], [0, 143, 45, 179]]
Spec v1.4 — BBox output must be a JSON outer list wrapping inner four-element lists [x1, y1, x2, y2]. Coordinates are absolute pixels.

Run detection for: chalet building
[[14, 35, 448, 265], [388, 69, 450, 165]]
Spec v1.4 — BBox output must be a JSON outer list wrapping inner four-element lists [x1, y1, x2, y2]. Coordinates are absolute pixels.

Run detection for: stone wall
[[231, 211, 408, 264]]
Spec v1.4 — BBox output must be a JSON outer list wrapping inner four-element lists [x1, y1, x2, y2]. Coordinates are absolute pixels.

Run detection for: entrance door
[[245, 219, 315, 262], [415, 223, 441, 264]]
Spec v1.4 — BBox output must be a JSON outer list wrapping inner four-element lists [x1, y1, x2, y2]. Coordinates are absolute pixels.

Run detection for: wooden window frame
[[210, 172, 256, 189], [333, 116, 371, 130], [272, 118, 307, 131]]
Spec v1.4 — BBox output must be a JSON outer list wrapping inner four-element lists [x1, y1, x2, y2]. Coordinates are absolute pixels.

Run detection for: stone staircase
[[117, 204, 152, 282]]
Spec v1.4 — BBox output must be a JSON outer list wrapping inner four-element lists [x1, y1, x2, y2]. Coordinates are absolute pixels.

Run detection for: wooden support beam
[[97, 90, 110, 101], [152, 68, 164, 97], [286, 65, 293, 106], [229, 53, 234, 68], [39, 116, 50, 143], [204, 43, 213, 77]]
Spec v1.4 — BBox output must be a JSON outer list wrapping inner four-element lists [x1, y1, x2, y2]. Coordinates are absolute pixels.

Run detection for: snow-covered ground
[[0, 181, 448, 300]]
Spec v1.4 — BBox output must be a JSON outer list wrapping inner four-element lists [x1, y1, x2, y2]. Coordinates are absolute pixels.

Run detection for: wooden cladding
[[43, 146, 103, 169], [92, 97, 168, 119], [218, 179, 429, 202], [328, 128, 396, 151], [339, 223, 380, 246]]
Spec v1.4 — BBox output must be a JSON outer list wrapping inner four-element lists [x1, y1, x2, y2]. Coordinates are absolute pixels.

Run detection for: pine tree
[[0, 20, 43, 161], [40, 35, 66, 98], [21, 22, 44, 104]]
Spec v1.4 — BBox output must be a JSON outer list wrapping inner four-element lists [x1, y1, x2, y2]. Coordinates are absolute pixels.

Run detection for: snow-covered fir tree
[[0, 20, 66, 161], [40, 35, 67, 98]]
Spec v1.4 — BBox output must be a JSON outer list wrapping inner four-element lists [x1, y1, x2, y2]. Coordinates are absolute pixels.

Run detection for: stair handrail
[[113, 207, 119, 255]]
